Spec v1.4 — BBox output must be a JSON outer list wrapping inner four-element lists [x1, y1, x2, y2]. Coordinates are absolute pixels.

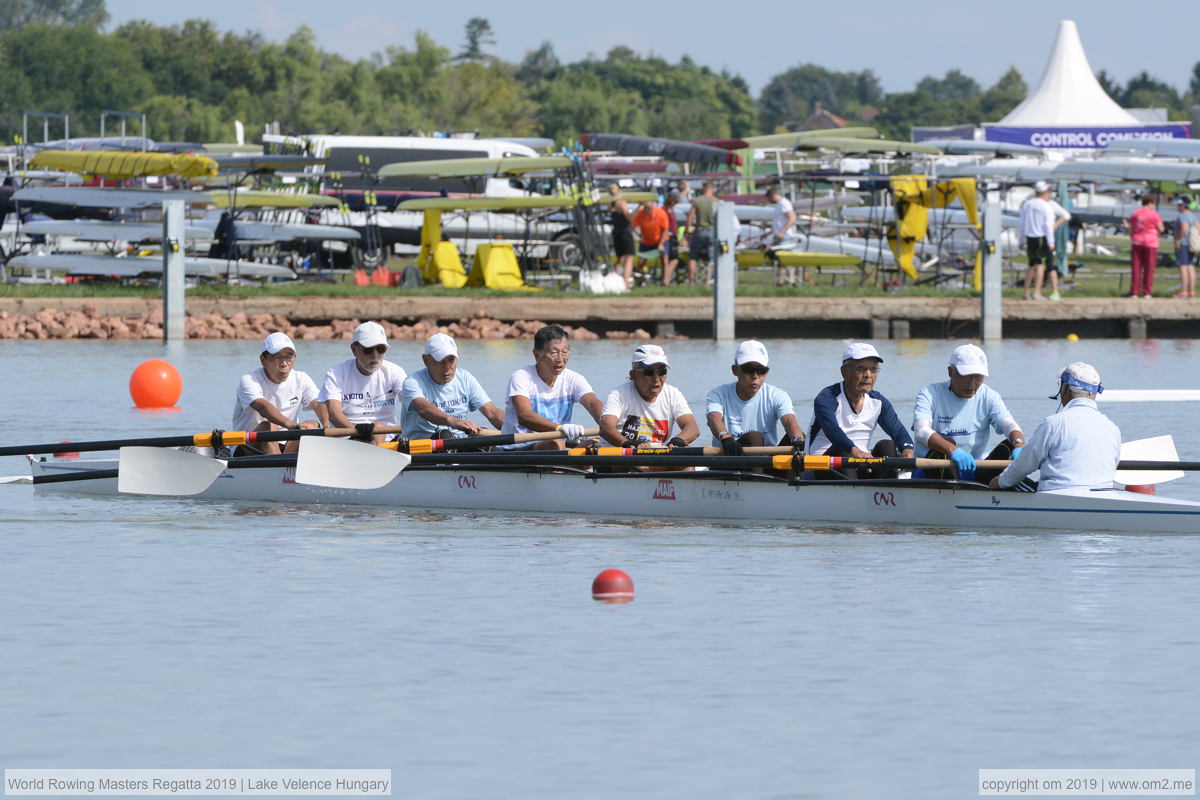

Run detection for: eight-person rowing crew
[[230, 322, 1121, 493]]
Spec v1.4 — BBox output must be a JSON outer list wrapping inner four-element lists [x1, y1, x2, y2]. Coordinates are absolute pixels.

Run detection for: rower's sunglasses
[[639, 366, 669, 377], [740, 364, 769, 375], [359, 344, 388, 355]]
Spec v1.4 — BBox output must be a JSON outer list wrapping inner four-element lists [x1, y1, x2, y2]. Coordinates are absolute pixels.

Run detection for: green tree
[[979, 67, 1027, 120], [0, 0, 107, 32], [457, 17, 494, 62], [758, 64, 884, 131], [1122, 71, 1182, 115]]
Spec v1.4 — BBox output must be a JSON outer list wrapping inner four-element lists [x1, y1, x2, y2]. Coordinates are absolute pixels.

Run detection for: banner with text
[[984, 125, 1191, 149]]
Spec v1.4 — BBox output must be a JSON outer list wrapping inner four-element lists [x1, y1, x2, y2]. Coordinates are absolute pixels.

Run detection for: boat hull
[[28, 459, 1200, 534]]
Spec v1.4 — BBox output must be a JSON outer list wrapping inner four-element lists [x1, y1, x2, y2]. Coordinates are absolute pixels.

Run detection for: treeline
[[2, 10, 1199, 147]]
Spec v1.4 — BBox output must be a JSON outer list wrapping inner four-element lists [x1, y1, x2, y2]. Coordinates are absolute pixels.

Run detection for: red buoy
[[592, 569, 634, 603], [53, 440, 80, 459], [1125, 484, 1156, 495], [129, 359, 183, 409]]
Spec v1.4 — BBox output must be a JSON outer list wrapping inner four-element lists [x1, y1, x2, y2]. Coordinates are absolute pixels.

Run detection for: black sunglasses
[[359, 344, 388, 355], [639, 366, 668, 377], [740, 364, 769, 376]]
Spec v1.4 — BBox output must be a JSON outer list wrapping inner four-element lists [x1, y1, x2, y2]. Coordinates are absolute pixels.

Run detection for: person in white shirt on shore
[[989, 362, 1121, 493], [320, 321, 407, 443], [1019, 181, 1068, 301], [231, 332, 328, 454]]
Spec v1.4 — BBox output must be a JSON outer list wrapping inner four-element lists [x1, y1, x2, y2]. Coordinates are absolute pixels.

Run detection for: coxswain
[[989, 362, 1120, 493], [497, 324, 602, 450], [706, 340, 804, 454], [401, 333, 504, 441], [319, 321, 407, 443], [231, 332, 328, 455], [807, 343, 914, 478], [912, 344, 1025, 483]]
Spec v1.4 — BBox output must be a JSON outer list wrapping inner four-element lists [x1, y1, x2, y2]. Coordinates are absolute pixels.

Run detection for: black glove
[[790, 435, 806, 455], [352, 422, 376, 441], [720, 436, 743, 456], [621, 438, 641, 448], [667, 437, 687, 449]]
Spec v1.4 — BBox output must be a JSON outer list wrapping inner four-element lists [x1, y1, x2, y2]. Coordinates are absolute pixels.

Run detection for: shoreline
[[1, 295, 1197, 339]]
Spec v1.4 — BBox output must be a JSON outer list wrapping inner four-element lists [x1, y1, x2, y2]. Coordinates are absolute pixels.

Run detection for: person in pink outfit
[[1128, 195, 1164, 298]]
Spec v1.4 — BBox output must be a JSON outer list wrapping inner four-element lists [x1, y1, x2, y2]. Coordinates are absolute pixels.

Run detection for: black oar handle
[[2, 428, 330, 458]]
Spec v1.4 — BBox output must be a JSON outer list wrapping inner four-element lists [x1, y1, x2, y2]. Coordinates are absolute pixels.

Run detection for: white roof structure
[[999, 20, 1139, 126]]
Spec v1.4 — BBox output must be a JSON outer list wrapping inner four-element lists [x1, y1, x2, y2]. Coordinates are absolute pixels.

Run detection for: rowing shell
[[28, 457, 1200, 534]]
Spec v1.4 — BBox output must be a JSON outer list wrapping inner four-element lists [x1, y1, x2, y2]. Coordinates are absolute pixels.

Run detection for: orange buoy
[[1125, 484, 1156, 495], [129, 359, 183, 409], [53, 440, 80, 459], [592, 569, 634, 603]]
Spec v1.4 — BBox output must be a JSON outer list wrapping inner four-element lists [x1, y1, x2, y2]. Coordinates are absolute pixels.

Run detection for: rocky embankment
[[0, 305, 668, 341]]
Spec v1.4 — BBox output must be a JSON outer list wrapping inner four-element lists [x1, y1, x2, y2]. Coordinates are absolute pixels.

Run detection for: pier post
[[713, 200, 736, 339], [162, 199, 186, 342], [981, 202, 1003, 341]]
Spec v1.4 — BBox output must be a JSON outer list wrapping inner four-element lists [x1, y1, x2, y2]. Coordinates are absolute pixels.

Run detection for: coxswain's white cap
[[423, 332, 458, 361], [262, 331, 295, 355], [632, 343, 669, 367], [949, 343, 989, 377], [1059, 362, 1103, 394], [1034, 180, 1051, 193], [352, 321, 388, 349], [842, 342, 883, 363], [734, 340, 769, 367]]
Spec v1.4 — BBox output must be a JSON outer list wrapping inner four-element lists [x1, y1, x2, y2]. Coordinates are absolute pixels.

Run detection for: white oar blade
[[1117, 435, 1185, 486], [295, 437, 411, 490], [118, 446, 227, 495]]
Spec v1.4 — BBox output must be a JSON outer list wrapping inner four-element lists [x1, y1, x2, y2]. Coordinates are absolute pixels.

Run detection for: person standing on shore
[[1018, 181, 1060, 301], [1173, 196, 1196, 298], [766, 187, 798, 286], [1129, 194, 1164, 299], [683, 180, 717, 287], [630, 197, 670, 285], [607, 184, 635, 288], [660, 192, 681, 286], [320, 321, 407, 443]]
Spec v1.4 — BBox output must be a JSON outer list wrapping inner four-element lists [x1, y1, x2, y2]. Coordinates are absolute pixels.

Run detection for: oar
[[397, 427, 600, 454], [1116, 435, 1184, 485]]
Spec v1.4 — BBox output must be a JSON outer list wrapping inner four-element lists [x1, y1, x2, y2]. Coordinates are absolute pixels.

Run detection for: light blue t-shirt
[[912, 381, 1013, 458], [704, 382, 795, 446], [401, 367, 491, 439]]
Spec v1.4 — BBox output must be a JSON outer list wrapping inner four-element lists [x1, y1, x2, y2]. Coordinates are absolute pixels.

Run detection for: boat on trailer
[[28, 456, 1200, 534]]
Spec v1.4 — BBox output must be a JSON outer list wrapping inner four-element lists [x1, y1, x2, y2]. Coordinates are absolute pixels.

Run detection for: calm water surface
[[2, 338, 1198, 799]]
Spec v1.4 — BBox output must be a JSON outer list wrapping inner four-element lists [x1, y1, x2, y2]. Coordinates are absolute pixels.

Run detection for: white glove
[[559, 423, 585, 440]]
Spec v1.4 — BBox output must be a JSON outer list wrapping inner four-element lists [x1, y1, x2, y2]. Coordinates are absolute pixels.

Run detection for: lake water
[[2, 337, 1198, 799]]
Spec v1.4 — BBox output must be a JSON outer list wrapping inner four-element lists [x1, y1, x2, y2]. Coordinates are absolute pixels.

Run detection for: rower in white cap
[[705, 340, 804, 455], [230, 331, 328, 454], [600, 343, 699, 449], [319, 320, 407, 443], [911, 343, 1025, 482], [401, 332, 504, 440], [989, 362, 1121, 493], [807, 342, 914, 478]]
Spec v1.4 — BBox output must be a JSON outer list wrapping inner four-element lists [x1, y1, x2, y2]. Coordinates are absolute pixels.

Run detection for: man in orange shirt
[[630, 197, 670, 285]]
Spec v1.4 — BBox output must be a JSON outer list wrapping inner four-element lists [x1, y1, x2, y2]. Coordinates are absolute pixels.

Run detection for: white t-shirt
[[232, 368, 320, 431], [500, 366, 594, 436], [601, 381, 692, 443], [771, 197, 795, 238], [319, 358, 407, 426]]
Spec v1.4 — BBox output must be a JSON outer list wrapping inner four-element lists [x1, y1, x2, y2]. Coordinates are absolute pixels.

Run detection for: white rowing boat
[[28, 456, 1200, 534]]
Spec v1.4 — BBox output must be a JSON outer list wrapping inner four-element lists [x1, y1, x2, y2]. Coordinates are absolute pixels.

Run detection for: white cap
[[1034, 180, 1050, 193], [423, 332, 458, 361], [842, 342, 882, 363], [632, 343, 669, 367], [1059, 362, 1103, 394], [262, 331, 295, 355], [352, 321, 388, 349], [948, 343, 989, 377], [734, 340, 769, 367]]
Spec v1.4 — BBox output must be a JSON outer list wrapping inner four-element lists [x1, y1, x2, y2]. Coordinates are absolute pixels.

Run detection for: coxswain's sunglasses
[[639, 366, 668, 377]]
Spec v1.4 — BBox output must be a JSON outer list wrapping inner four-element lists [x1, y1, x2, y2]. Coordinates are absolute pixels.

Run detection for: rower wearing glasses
[[911, 344, 1025, 483], [989, 362, 1121, 493], [319, 321, 407, 443], [231, 331, 328, 454], [807, 343, 914, 478], [705, 340, 804, 455], [599, 343, 699, 448], [497, 324, 602, 451]]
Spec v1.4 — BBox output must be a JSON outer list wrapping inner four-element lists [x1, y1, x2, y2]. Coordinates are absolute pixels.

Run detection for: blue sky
[[106, 0, 1196, 96]]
